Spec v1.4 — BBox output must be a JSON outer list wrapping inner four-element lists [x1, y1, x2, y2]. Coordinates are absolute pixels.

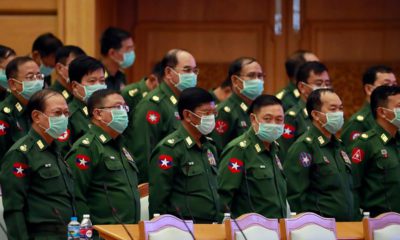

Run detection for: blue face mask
[[15, 79, 44, 100], [79, 83, 107, 102], [254, 115, 284, 143], [40, 63, 54, 77], [119, 51, 136, 69], [174, 72, 197, 91], [321, 111, 344, 134], [0, 69, 8, 89], [239, 78, 264, 100], [106, 108, 129, 133], [41, 113, 69, 139]]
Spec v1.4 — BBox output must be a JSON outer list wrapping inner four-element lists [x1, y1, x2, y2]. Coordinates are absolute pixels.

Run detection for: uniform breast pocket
[[315, 162, 341, 190], [37, 166, 64, 194], [252, 167, 273, 180], [104, 158, 124, 172], [377, 157, 400, 184], [181, 163, 206, 192]]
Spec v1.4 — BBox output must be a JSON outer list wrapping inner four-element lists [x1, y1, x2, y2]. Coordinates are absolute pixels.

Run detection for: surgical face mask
[[320, 111, 344, 134], [40, 63, 54, 77], [15, 79, 44, 100], [104, 108, 129, 134], [190, 111, 216, 135], [0, 69, 8, 89], [40, 113, 69, 139], [384, 107, 400, 129], [239, 78, 264, 100], [173, 71, 197, 91], [78, 83, 107, 102], [253, 115, 284, 142], [303, 82, 329, 91], [119, 51, 136, 69]]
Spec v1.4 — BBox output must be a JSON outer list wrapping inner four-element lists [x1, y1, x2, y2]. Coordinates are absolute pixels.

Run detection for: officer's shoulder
[[76, 133, 96, 148], [162, 133, 184, 148], [122, 83, 141, 98], [229, 134, 250, 149], [14, 136, 35, 153], [276, 89, 287, 100], [297, 133, 313, 145], [147, 88, 166, 104], [358, 129, 376, 141]]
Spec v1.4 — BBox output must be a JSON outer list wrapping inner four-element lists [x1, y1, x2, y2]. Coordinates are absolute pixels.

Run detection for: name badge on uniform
[[340, 150, 351, 164], [122, 147, 134, 162], [174, 112, 180, 120], [323, 156, 330, 164], [207, 149, 216, 166], [240, 121, 247, 128], [275, 154, 283, 171], [381, 149, 388, 158]]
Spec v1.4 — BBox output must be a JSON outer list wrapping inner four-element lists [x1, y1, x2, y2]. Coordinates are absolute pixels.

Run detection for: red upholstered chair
[[363, 212, 400, 240], [280, 212, 337, 240], [139, 214, 194, 240], [225, 213, 280, 240]]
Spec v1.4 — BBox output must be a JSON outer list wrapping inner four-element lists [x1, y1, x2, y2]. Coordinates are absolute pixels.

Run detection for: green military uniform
[[283, 125, 356, 221], [0, 129, 75, 239], [121, 77, 150, 112], [0, 94, 30, 161], [210, 92, 250, 153], [66, 124, 140, 224], [105, 70, 126, 90], [349, 124, 400, 217], [0, 89, 9, 102], [50, 80, 73, 104], [341, 102, 375, 146], [218, 128, 287, 219], [279, 100, 311, 153], [276, 82, 300, 111], [68, 97, 91, 143], [149, 125, 220, 223], [124, 81, 180, 183]]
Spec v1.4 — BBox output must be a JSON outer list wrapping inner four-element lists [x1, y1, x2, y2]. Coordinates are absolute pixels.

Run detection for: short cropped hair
[[178, 87, 214, 119], [87, 89, 121, 118], [32, 33, 63, 57], [55, 45, 86, 65], [5, 56, 35, 79], [306, 88, 336, 121], [296, 61, 328, 86], [69, 56, 104, 83], [100, 27, 132, 56], [0, 45, 16, 62], [370, 85, 400, 119], [362, 65, 393, 86], [285, 50, 312, 80], [27, 89, 62, 121], [248, 94, 282, 114]]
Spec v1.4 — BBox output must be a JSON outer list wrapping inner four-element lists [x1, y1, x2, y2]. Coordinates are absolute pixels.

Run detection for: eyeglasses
[[239, 72, 266, 79], [100, 105, 130, 112], [173, 67, 200, 75], [25, 73, 45, 81]]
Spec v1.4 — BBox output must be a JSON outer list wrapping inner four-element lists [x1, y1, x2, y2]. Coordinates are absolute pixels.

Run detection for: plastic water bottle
[[67, 216, 80, 239], [222, 213, 231, 223], [80, 214, 93, 239]]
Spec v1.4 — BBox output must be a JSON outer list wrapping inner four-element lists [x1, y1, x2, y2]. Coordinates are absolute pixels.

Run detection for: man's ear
[[364, 84, 374, 97], [311, 110, 320, 121], [31, 110, 41, 124], [182, 109, 191, 123]]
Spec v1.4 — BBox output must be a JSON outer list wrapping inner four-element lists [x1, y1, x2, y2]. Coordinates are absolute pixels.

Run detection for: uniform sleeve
[[283, 142, 311, 212], [0, 114, 14, 164], [217, 146, 244, 212], [148, 144, 176, 217], [210, 108, 233, 153], [0, 150, 30, 240], [125, 101, 163, 183], [65, 145, 97, 217]]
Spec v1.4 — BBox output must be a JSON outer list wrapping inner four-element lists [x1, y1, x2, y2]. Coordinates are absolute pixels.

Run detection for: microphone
[[103, 184, 135, 240], [243, 168, 255, 212], [224, 205, 248, 240], [174, 205, 196, 240]]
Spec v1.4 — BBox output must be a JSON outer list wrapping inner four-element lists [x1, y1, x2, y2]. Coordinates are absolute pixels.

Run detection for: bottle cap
[[224, 212, 231, 217], [71, 216, 77, 221], [83, 214, 90, 218]]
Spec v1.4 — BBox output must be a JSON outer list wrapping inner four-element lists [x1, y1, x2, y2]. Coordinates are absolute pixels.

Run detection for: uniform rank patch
[[228, 158, 243, 173], [215, 120, 229, 134], [122, 147, 134, 162], [158, 154, 173, 170], [381, 149, 388, 158], [299, 152, 312, 167], [57, 129, 70, 142], [146, 110, 160, 124], [350, 131, 361, 141], [351, 148, 364, 164], [275, 154, 283, 171], [207, 149, 216, 166], [75, 154, 91, 170], [282, 124, 295, 139], [13, 162, 28, 178], [0, 120, 9, 136], [341, 150, 351, 164]]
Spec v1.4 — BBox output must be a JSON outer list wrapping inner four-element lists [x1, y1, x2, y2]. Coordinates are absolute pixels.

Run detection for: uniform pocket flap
[[38, 166, 61, 179], [104, 159, 123, 171]]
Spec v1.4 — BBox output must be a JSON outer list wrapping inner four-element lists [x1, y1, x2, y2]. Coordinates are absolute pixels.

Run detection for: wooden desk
[[95, 222, 363, 240]]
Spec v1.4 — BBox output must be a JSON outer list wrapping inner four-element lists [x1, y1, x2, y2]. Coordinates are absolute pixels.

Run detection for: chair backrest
[[363, 212, 400, 240], [138, 183, 149, 221], [280, 212, 337, 240], [139, 214, 194, 240], [225, 213, 279, 240]]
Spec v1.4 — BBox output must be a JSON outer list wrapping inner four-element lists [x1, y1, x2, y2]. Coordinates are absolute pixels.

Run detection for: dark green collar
[[139, 77, 150, 92], [230, 92, 249, 113], [90, 124, 113, 144], [159, 82, 178, 105], [246, 128, 277, 154], [3, 94, 25, 115], [308, 124, 340, 147], [28, 128, 50, 151], [176, 125, 197, 148], [69, 97, 89, 116], [374, 123, 399, 145]]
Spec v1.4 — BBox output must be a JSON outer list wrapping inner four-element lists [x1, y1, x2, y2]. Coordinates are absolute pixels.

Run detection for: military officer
[[349, 85, 400, 217], [66, 89, 140, 225], [276, 50, 319, 111], [51, 45, 86, 104], [149, 87, 220, 223], [279, 61, 331, 153], [210, 57, 264, 153], [0, 56, 44, 161], [218, 94, 287, 219], [121, 61, 162, 112], [284, 88, 356, 221], [124, 49, 198, 183], [341, 65, 397, 145], [0, 89, 74, 239], [68, 56, 107, 143], [0, 45, 16, 101]]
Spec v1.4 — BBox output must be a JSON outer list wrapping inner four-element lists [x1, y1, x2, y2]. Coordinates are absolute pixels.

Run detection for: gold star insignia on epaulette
[[276, 90, 285, 100], [288, 111, 296, 116], [152, 96, 160, 102], [224, 106, 231, 113], [19, 144, 27, 152], [356, 115, 364, 121], [239, 140, 247, 148], [3, 107, 10, 113], [170, 96, 177, 105], [185, 136, 193, 146], [381, 133, 388, 143], [293, 89, 300, 98], [129, 89, 138, 97], [142, 92, 148, 98], [62, 90, 70, 99], [36, 140, 44, 150], [240, 103, 248, 112], [82, 138, 90, 145], [306, 137, 312, 142], [15, 103, 22, 112], [83, 106, 88, 116], [303, 108, 308, 116], [99, 135, 107, 143], [254, 144, 261, 153], [317, 136, 325, 145], [167, 139, 175, 144], [361, 133, 368, 139]]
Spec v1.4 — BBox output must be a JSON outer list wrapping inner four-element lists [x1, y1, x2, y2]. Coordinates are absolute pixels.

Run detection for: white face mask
[[189, 111, 216, 135]]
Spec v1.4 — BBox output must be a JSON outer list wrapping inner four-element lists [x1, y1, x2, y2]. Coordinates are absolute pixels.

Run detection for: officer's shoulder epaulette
[[359, 130, 376, 141], [16, 139, 34, 153], [1, 105, 11, 115], [164, 135, 183, 147], [356, 114, 365, 122], [128, 88, 139, 98], [78, 134, 95, 147], [287, 110, 297, 117], [238, 139, 250, 149], [276, 89, 286, 100], [302, 136, 313, 144], [149, 94, 167, 104]]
